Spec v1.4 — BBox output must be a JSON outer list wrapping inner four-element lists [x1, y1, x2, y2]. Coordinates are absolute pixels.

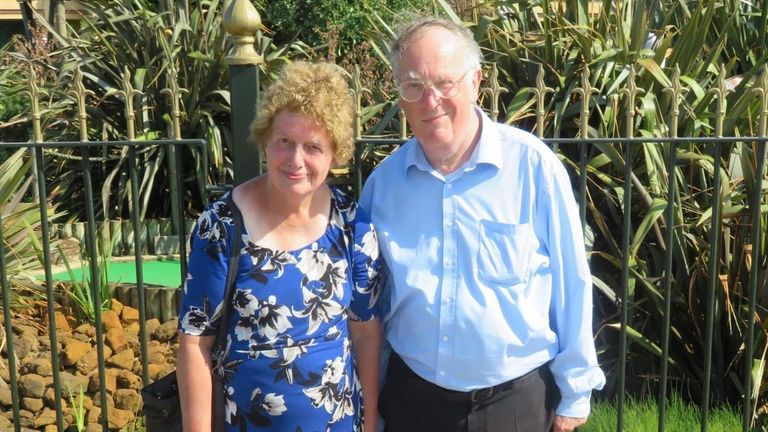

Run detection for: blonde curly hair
[[249, 61, 355, 164]]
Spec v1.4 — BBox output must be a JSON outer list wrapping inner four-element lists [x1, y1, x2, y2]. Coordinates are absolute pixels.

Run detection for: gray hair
[[388, 16, 483, 80]]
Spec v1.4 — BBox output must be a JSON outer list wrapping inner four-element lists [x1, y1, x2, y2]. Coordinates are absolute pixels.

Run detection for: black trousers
[[379, 354, 559, 432]]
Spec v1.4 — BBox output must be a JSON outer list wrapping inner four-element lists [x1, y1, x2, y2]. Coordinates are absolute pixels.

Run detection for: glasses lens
[[399, 81, 424, 102], [436, 80, 458, 99]]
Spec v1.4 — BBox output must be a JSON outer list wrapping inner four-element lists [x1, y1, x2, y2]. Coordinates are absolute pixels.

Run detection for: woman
[[177, 61, 382, 432]]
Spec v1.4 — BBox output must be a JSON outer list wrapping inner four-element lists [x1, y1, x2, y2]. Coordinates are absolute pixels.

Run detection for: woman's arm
[[349, 318, 382, 432], [177, 333, 217, 432]]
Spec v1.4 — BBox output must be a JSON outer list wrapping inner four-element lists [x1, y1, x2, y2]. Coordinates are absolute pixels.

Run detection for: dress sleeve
[[178, 200, 235, 336], [347, 204, 383, 322]]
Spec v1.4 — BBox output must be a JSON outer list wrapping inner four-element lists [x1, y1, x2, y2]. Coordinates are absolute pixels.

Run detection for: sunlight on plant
[[66, 383, 86, 432]]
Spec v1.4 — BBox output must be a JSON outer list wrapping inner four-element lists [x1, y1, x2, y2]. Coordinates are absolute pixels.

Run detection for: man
[[358, 16, 605, 432]]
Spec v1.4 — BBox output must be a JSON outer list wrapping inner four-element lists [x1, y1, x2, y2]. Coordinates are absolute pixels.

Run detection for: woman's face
[[265, 110, 335, 199]]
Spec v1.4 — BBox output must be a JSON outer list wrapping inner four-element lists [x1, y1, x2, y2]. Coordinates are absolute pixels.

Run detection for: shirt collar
[[403, 107, 504, 175]]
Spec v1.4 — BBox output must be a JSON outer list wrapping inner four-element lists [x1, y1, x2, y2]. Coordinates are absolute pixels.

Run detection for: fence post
[[223, 0, 263, 186]]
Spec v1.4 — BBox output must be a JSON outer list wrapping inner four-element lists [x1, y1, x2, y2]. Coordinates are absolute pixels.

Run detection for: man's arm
[[540, 157, 606, 419]]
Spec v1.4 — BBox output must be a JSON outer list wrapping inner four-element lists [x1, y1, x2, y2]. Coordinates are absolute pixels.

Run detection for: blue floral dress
[[179, 186, 383, 431]]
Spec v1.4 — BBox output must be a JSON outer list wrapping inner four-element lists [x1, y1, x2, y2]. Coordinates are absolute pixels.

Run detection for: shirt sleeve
[[540, 157, 606, 418], [178, 200, 235, 336], [347, 203, 383, 322]]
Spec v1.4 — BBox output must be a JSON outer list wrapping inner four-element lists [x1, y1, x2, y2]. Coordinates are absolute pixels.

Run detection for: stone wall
[[0, 300, 179, 431]]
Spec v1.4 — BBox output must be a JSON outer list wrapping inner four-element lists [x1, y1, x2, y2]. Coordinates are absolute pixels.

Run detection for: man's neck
[[423, 109, 482, 175]]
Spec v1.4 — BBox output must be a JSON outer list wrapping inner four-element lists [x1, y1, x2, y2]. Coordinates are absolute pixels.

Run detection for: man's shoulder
[[493, 122, 560, 166]]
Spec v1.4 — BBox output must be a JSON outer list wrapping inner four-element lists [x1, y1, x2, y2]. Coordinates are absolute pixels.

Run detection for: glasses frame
[[396, 67, 474, 103]]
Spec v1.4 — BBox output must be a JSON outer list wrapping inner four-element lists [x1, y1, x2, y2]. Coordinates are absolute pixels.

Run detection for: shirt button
[[446, 183, 452, 189], [439, 370, 446, 376], [442, 336, 448, 341]]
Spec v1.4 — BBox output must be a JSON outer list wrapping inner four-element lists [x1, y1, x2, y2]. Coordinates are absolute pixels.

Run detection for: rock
[[74, 323, 96, 339], [21, 396, 44, 412], [62, 339, 92, 366], [148, 343, 169, 365], [32, 407, 57, 427], [21, 357, 54, 376], [145, 318, 161, 337], [12, 331, 39, 360], [88, 369, 117, 395], [154, 318, 178, 342], [126, 335, 141, 353], [116, 370, 142, 390], [72, 333, 91, 343], [18, 374, 46, 398], [104, 327, 128, 353], [14, 325, 38, 338], [108, 407, 135, 430], [0, 415, 11, 429], [86, 406, 100, 424], [44, 425, 59, 432], [110, 299, 124, 317], [38, 335, 62, 352], [0, 387, 12, 406], [114, 388, 141, 411], [124, 321, 141, 337], [100, 310, 122, 332], [85, 422, 102, 432], [106, 348, 134, 370], [121, 306, 140, 324], [92, 392, 113, 408], [59, 372, 89, 398], [51, 310, 72, 334], [75, 346, 112, 376], [148, 363, 174, 380]]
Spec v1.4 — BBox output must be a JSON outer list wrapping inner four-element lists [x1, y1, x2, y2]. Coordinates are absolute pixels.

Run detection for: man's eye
[[436, 80, 455, 92], [403, 82, 423, 91]]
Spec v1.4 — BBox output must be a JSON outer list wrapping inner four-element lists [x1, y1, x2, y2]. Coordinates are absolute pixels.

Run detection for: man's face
[[395, 27, 481, 152]]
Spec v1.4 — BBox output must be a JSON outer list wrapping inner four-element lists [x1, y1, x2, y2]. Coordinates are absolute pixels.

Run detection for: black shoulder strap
[[213, 196, 243, 349]]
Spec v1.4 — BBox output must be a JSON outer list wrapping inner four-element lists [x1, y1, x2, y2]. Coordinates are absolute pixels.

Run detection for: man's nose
[[422, 85, 442, 108]]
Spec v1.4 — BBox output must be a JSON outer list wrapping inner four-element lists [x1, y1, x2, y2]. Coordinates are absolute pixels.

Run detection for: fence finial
[[222, 0, 263, 65]]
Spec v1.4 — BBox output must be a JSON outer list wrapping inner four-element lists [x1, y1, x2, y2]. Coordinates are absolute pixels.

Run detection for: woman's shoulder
[[328, 185, 373, 229], [200, 191, 236, 224]]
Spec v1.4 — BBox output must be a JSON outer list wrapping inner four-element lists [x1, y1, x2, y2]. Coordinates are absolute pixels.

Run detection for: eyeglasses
[[396, 68, 473, 102]]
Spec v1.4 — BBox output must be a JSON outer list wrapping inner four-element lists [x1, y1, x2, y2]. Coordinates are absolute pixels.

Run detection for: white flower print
[[330, 382, 355, 424], [233, 289, 260, 317], [262, 393, 287, 416], [357, 226, 379, 262], [296, 243, 332, 281], [234, 315, 257, 341], [293, 285, 344, 335], [322, 356, 345, 384], [224, 385, 238, 425], [181, 306, 209, 334], [183, 272, 192, 295], [238, 337, 278, 360], [211, 200, 233, 223], [258, 295, 293, 340]]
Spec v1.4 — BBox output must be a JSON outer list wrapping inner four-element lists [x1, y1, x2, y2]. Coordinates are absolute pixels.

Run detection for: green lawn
[[581, 395, 742, 432]]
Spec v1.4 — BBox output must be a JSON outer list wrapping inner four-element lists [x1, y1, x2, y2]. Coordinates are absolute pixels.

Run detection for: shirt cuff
[[556, 392, 592, 418]]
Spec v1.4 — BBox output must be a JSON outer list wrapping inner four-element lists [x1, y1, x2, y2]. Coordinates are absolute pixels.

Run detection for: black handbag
[[142, 199, 242, 432]]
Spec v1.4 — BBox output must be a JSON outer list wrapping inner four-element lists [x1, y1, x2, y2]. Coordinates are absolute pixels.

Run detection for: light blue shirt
[[359, 108, 605, 418]]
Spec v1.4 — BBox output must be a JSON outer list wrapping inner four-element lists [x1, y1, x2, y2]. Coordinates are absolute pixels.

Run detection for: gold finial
[[222, 0, 263, 65]]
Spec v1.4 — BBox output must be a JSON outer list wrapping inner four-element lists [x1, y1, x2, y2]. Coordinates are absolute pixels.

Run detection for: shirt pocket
[[477, 220, 534, 285]]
